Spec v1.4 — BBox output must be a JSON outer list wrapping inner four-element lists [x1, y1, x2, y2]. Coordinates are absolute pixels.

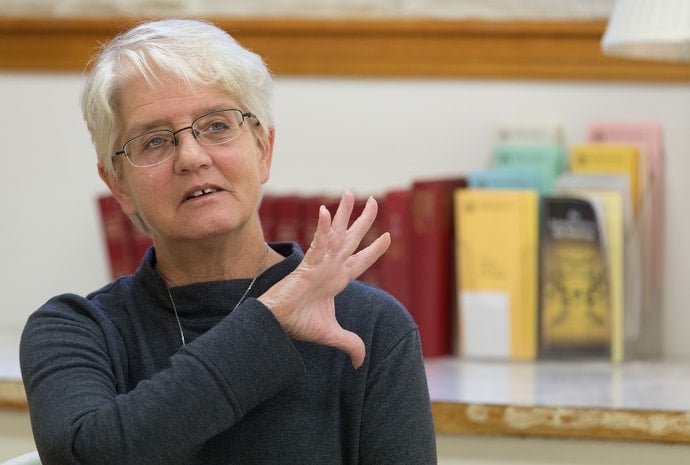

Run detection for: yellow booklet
[[569, 143, 642, 216], [454, 188, 539, 360]]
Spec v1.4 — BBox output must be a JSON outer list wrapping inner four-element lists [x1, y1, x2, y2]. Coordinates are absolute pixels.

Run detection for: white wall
[[1, 73, 689, 362]]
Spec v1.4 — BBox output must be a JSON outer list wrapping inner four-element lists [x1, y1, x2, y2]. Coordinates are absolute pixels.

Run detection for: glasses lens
[[124, 130, 175, 167], [193, 110, 244, 146]]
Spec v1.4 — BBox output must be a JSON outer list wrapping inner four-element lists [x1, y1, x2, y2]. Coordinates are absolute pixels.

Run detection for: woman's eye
[[145, 136, 167, 149], [209, 120, 231, 132]]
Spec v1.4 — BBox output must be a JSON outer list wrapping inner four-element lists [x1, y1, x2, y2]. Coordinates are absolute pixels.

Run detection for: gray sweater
[[20, 243, 437, 464]]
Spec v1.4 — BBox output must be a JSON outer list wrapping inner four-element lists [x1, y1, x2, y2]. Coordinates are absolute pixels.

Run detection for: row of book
[[375, 120, 662, 362], [459, 121, 663, 362], [97, 120, 664, 362], [456, 121, 663, 362]]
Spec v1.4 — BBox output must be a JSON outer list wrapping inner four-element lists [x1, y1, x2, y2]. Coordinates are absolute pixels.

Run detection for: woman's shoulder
[[337, 280, 417, 332], [26, 276, 135, 326], [336, 281, 423, 370]]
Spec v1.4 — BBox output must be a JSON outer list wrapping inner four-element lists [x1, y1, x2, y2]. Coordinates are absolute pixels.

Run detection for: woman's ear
[[258, 127, 275, 185], [98, 163, 137, 216]]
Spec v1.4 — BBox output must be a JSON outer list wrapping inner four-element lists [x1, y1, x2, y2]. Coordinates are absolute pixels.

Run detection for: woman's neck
[[154, 235, 274, 287]]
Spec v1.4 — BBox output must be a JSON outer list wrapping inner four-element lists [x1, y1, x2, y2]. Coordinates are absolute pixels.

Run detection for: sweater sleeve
[[20, 295, 305, 465], [358, 327, 437, 464]]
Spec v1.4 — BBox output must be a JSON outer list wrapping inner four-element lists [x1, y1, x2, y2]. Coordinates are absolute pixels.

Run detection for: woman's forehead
[[117, 77, 237, 126]]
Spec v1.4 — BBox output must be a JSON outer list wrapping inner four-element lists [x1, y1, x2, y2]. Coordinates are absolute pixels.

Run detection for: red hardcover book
[[380, 189, 413, 310], [354, 195, 385, 288], [299, 195, 333, 252], [259, 193, 279, 243], [272, 194, 304, 244], [409, 177, 467, 357], [97, 194, 136, 279]]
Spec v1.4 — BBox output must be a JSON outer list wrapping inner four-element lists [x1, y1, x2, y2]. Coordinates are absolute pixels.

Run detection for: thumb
[[329, 329, 366, 369]]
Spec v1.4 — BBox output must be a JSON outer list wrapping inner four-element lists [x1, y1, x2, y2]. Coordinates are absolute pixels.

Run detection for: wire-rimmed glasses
[[113, 109, 256, 168]]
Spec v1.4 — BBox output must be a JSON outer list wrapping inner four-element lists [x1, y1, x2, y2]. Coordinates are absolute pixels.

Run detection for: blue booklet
[[468, 167, 544, 194], [492, 143, 567, 194]]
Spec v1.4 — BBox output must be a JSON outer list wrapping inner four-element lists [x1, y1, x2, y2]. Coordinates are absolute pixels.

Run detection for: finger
[[330, 190, 355, 233], [305, 205, 332, 264], [346, 232, 391, 280], [334, 196, 380, 261], [346, 196, 378, 242]]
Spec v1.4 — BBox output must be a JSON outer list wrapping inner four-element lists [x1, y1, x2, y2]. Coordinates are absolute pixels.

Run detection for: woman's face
[[101, 74, 274, 244]]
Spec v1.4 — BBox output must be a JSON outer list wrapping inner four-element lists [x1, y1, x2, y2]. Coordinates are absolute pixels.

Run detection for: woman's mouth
[[187, 187, 220, 200]]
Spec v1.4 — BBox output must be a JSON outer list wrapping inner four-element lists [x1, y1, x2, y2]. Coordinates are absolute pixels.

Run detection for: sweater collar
[[134, 242, 303, 316]]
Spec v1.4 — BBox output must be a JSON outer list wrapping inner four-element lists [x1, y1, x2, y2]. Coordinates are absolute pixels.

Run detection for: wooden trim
[[0, 380, 27, 410], [2, 17, 690, 80], [432, 402, 690, 444]]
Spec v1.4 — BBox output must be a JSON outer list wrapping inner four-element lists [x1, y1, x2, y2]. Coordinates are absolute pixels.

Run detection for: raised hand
[[258, 190, 390, 368]]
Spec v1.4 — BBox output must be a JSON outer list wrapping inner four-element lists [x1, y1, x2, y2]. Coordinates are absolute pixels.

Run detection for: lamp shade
[[602, 0, 690, 62]]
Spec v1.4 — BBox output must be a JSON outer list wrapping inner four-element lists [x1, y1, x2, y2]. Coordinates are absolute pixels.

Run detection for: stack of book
[[454, 121, 664, 362]]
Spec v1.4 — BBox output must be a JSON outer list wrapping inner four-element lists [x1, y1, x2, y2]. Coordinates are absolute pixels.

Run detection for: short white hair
[[81, 18, 274, 174]]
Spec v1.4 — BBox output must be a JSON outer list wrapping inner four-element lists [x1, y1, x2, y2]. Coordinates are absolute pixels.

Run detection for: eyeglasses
[[113, 109, 256, 168]]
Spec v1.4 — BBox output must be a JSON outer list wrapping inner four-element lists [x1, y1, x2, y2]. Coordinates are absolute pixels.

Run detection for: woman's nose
[[172, 128, 213, 172]]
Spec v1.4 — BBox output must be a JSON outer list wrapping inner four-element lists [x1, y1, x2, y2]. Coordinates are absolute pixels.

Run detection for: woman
[[20, 19, 436, 464]]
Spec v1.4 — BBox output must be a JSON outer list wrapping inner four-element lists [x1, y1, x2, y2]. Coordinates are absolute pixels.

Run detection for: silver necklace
[[165, 244, 269, 346]]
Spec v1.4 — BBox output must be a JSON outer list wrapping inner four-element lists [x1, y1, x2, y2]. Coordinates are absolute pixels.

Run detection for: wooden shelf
[[2, 17, 690, 81], [433, 401, 690, 443]]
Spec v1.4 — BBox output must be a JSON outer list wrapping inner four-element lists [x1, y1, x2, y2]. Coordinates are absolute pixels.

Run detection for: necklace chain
[[166, 244, 269, 347]]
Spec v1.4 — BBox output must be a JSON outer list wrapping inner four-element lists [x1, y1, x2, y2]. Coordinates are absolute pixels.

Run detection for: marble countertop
[[425, 357, 690, 412]]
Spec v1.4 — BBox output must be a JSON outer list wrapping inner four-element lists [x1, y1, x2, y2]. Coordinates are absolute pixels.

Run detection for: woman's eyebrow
[[124, 118, 174, 137], [122, 103, 241, 137]]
